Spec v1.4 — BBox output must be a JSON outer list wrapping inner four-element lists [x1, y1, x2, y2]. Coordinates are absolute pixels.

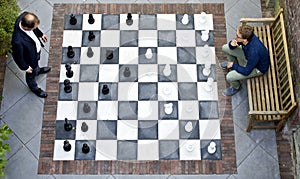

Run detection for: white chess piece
[[163, 64, 171, 77], [181, 14, 189, 25], [164, 103, 173, 115], [202, 44, 210, 58], [185, 105, 194, 113], [203, 61, 211, 76], [186, 141, 194, 152], [205, 77, 214, 92], [201, 30, 209, 41], [163, 86, 172, 95], [145, 48, 153, 59], [199, 12, 207, 24], [184, 121, 193, 132], [207, 141, 217, 154]]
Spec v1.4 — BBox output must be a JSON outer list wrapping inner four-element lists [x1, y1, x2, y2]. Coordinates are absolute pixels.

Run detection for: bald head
[[21, 12, 40, 29]]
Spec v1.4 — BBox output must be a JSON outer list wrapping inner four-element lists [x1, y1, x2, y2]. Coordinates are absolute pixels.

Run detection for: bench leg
[[246, 115, 254, 132]]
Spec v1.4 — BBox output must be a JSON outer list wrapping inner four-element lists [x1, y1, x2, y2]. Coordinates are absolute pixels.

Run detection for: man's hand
[[26, 66, 33, 73], [227, 62, 233, 69], [230, 39, 239, 47], [41, 34, 48, 43]]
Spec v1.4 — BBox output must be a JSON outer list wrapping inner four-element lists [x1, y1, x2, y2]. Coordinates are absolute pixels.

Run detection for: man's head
[[236, 25, 254, 42], [21, 12, 40, 30]]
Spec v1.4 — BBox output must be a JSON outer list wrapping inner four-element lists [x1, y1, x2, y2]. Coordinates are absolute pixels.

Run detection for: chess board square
[[157, 14, 176, 30], [120, 13, 139, 30], [138, 101, 158, 120], [176, 30, 196, 47], [158, 64, 177, 82], [59, 64, 80, 82], [200, 139, 222, 160], [75, 120, 97, 140], [62, 31, 82, 47], [139, 14, 157, 30], [138, 140, 159, 160], [117, 140, 137, 160], [119, 65, 138, 82], [158, 30, 176, 47], [176, 14, 195, 30], [158, 82, 178, 101], [177, 47, 196, 64], [178, 101, 199, 120], [78, 82, 98, 101], [138, 121, 158, 139], [196, 46, 216, 64], [195, 30, 215, 46], [177, 64, 197, 82], [97, 120, 117, 139], [157, 47, 177, 64], [101, 14, 120, 30], [95, 140, 117, 160], [64, 14, 83, 30], [179, 120, 200, 139], [118, 82, 138, 101], [100, 47, 119, 64], [100, 30, 120, 47], [120, 30, 138, 47], [138, 83, 158, 100], [62, 46, 81, 64], [197, 64, 217, 82], [53, 140, 75, 160], [199, 120, 221, 139], [79, 65, 99, 82], [178, 82, 198, 100], [119, 47, 139, 64], [58, 82, 78, 101], [197, 81, 218, 101], [75, 140, 96, 160], [159, 101, 178, 120], [82, 14, 102, 30], [118, 101, 138, 120], [138, 30, 158, 47], [56, 101, 78, 120], [138, 64, 158, 82], [179, 140, 201, 160], [158, 120, 179, 139], [81, 30, 101, 47], [194, 13, 214, 30], [98, 83, 118, 100], [117, 120, 138, 140], [97, 101, 118, 120], [199, 101, 219, 119], [77, 101, 97, 120], [55, 120, 76, 140], [159, 140, 179, 160], [138, 47, 157, 64], [80, 47, 101, 64], [99, 65, 119, 82]]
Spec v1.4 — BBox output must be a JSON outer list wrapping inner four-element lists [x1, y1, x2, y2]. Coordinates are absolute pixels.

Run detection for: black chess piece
[[88, 14, 95, 24], [64, 118, 73, 131], [63, 140, 72, 152], [106, 50, 113, 60], [64, 79, 72, 93], [83, 103, 91, 113], [126, 13, 133, 26], [87, 47, 94, 58], [69, 14, 77, 25], [102, 84, 109, 95], [81, 122, 89, 132], [123, 67, 131, 77], [88, 31, 95, 41], [67, 46, 75, 58], [82, 143, 90, 154], [65, 63, 73, 78]]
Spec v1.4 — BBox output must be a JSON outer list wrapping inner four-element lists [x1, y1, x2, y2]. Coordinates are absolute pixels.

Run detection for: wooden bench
[[240, 8, 297, 132]]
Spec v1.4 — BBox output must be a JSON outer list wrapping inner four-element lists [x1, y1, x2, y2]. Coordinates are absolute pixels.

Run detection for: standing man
[[11, 12, 51, 98], [220, 25, 270, 96]]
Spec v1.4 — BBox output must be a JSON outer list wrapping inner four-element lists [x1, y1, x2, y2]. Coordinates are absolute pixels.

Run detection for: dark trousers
[[25, 52, 41, 92]]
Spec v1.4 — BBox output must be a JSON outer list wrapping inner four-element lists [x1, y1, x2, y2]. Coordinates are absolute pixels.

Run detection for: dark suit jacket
[[11, 12, 44, 70]]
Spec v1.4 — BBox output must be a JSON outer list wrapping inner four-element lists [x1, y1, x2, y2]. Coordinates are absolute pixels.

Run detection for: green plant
[[0, 0, 20, 56], [0, 124, 12, 177]]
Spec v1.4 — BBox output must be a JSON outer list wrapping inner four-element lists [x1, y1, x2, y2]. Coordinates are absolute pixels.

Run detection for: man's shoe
[[219, 61, 229, 70], [39, 67, 51, 74], [222, 86, 240, 96], [33, 88, 47, 98]]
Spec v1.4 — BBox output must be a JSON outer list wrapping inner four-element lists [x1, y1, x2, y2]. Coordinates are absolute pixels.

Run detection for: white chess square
[[80, 47, 101, 64], [62, 30, 82, 47], [59, 64, 80, 82], [53, 140, 75, 160], [177, 64, 197, 82], [100, 30, 120, 47], [118, 82, 138, 101], [99, 64, 119, 82], [117, 120, 138, 140], [138, 64, 158, 82], [138, 30, 158, 47], [196, 46, 216, 64], [179, 140, 201, 160], [56, 101, 78, 120], [78, 82, 99, 101], [158, 82, 178, 101], [120, 14, 139, 30], [199, 120, 221, 139], [82, 14, 102, 30], [119, 47, 139, 64], [158, 120, 179, 139], [97, 101, 118, 120], [138, 140, 159, 160], [75, 120, 97, 140], [138, 101, 158, 120], [197, 81, 218, 101], [176, 30, 196, 47], [178, 101, 199, 120], [157, 47, 177, 64], [157, 14, 176, 30], [95, 140, 117, 160], [194, 13, 214, 30]]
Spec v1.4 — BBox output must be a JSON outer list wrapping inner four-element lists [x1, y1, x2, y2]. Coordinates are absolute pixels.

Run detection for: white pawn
[[202, 44, 210, 58], [164, 103, 173, 115], [205, 77, 214, 92], [207, 141, 217, 154], [184, 121, 193, 132], [163, 64, 171, 77], [181, 14, 189, 25], [199, 12, 207, 24], [145, 48, 153, 59], [201, 30, 210, 41], [203, 61, 211, 76]]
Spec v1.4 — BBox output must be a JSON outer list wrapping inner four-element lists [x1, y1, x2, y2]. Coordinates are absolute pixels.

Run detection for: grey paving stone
[[231, 81, 248, 110], [17, 0, 35, 10], [232, 96, 249, 130], [53, 175, 110, 178], [259, 132, 278, 160], [3, 132, 23, 160], [26, 131, 42, 159], [114, 175, 167, 179], [170, 175, 230, 178]]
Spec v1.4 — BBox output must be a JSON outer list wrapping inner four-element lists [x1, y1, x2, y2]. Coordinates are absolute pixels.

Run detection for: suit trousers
[[25, 52, 41, 92]]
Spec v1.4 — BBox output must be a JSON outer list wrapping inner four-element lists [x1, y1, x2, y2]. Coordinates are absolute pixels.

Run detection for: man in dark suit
[[11, 12, 51, 98]]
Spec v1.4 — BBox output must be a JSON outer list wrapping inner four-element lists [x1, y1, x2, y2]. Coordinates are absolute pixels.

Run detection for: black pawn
[[63, 140, 72, 152], [83, 103, 91, 113], [87, 47, 94, 58], [123, 67, 131, 77], [106, 50, 113, 60], [102, 84, 109, 95], [88, 31, 95, 41], [82, 143, 90, 154], [69, 14, 77, 25], [88, 14, 95, 24], [64, 79, 72, 93], [126, 13, 133, 26], [81, 122, 89, 132], [65, 63, 73, 78], [67, 46, 75, 58], [64, 118, 73, 131]]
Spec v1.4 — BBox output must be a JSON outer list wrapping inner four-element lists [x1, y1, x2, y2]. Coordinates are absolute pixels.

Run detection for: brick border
[[38, 3, 236, 175]]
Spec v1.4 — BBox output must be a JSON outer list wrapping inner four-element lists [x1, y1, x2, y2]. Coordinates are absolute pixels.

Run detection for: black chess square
[[159, 101, 178, 120], [79, 65, 99, 82], [159, 140, 179, 160], [101, 14, 120, 30], [64, 14, 83, 30], [200, 139, 222, 160], [199, 101, 219, 119], [58, 82, 78, 101], [197, 64, 217, 81], [158, 64, 177, 82], [120, 30, 138, 47], [119, 65, 138, 82], [178, 82, 198, 100], [176, 14, 194, 30], [139, 14, 157, 30], [62, 47, 81, 64], [138, 83, 158, 100], [55, 120, 76, 140], [138, 47, 157, 64], [177, 47, 196, 64], [100, 47, 119, 64], [138, 121, 158, 139], [98, 83, 118, 100], [97, 120, 117, 139], [158, 30, 176, 47], [118, 101, 138, 120], [195, 30, 215, 46], [117, 140, 137, 160], [77, 101, 97, 120], [75, 140, 96, 160], [81, 30, 101, 47], [179, 120, 200, 139]]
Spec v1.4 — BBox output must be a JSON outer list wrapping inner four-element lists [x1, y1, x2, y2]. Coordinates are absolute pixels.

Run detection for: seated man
[[220, 25, 270, 96]]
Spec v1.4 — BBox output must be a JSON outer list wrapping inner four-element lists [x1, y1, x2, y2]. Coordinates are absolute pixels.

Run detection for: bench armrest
[[240, 17, 275, 25]]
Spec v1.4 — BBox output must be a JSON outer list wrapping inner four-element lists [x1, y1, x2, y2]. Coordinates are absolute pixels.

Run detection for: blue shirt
[[229, 35, 270, 76]]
